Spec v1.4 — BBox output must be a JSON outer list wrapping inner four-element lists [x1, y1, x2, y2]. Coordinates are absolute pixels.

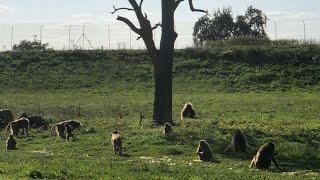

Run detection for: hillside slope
[[0, 45, 319, 92]]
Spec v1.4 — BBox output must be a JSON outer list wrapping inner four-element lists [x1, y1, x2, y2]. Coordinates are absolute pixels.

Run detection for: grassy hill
[[0, 44, 319, 92], [0, 45, 319, 179]]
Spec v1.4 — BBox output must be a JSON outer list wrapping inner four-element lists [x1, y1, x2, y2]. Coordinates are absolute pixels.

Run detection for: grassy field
[[0, 87, 319, 179], [0, 46, 319, 179]]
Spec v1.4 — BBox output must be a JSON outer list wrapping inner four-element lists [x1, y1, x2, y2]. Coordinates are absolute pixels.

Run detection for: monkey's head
[[265, 142, 276, 153], [199, 140, 208, 147], [164, 123, 171, 127], [19, 112, 28, 118], [74, 121, 81, 128], [184, 102, 193, 110], [112, 130, 119, 134]]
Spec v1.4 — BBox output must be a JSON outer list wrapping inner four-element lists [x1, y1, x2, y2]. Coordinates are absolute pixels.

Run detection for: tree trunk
[[153, 56, 173, 125], [152, 0, 175, 125]]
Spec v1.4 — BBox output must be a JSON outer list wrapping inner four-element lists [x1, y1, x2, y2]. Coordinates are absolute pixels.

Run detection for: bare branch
[[139, 0, 144, 8], [116, 16, 141, 35], [188, 0, 207, 13], [111, 5, 134, 14], [151, 23, 162, 30], [174, 0, 184, 11]]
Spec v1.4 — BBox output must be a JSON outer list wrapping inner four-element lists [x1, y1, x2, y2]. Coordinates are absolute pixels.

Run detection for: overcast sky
[[0, 0, 319, 50]]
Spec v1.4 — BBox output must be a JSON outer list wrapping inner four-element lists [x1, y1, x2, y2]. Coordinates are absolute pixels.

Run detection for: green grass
[[0, 88, 319, 179], [0, 47, 319, 179]]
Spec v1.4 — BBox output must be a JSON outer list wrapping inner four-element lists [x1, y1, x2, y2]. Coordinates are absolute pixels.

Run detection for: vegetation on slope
[[0, 43, 319, 92]]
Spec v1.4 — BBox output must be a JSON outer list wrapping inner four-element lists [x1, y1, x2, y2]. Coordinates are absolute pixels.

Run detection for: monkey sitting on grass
[[111, 130, 122, 155], [196, 140, 214, 161], [250, 142, 279, 169], [180, 102, 195, 122], [224, 129, 248, 153], [6, 134, 17, 150], [163, 123, 173, 135]]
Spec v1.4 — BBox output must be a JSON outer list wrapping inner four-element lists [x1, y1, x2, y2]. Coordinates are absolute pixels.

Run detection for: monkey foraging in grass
[[0, 109, 14, 128], [6, 134, 17, 150], [163, 123, 173, 135], [19, 113, 46, 128], [51, 123, 66, 139], [111, 130, 122, 155], [224, 129, 248, 153], [196, 140, 214, 161], [51, 120, 81, 139], [250, 142, 279, 169], [59, 120, 81, 131], [180, 102, 195, 121], [5, 117, 30, 137]]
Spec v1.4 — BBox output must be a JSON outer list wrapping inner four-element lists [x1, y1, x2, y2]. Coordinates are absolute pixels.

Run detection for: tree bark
[[152, 0, 175, 125]]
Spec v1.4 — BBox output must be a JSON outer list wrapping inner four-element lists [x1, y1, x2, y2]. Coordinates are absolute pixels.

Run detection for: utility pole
[[73, 24, 94, 50], [40, 25, 43, 44], [274, 21, 277, 41], [82, 25, 85, 50], [108, 25, 110, 50], [303, 20, 306, 42], [130, 28, 132, 49], [69, 25, 71, 50], [10, 26, 13, 51]]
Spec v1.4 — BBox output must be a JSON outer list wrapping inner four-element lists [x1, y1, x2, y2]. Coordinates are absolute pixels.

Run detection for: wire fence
[[0, 19, 319, 51]]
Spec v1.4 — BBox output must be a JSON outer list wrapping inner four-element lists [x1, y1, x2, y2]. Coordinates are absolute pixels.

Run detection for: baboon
[[0, 109, 14, 128], [19, 113, 46, 128], [51, 120, 81, 138], [196, 140, 214, 161], [224, 129, 248, 153], [5, 117, 30, 137], [51, 123, 66, 139], [64, 124, 74, 141], [6, 134, 17, 150], [163, 123, 173, 135], [180, 102, 195, 121], [59, 120, 81, 131], [250, 142, 279, 169], [111, 130, 122, 155]]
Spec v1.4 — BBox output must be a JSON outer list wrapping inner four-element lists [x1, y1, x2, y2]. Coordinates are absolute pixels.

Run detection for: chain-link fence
[[0, 19, 319, 51]]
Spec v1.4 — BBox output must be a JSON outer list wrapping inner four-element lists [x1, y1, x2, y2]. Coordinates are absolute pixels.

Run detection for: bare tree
[[112, 0, 206, 125]]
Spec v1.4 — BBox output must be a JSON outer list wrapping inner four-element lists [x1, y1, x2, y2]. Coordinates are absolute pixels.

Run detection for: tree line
[[193, 6, 268, 46]]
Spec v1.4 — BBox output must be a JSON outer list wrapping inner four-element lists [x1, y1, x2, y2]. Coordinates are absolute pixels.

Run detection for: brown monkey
[[163, 123, 173, 135], [64, 124, 74, 141], [51, 123, 66, 139], [51, 120, 81, 138], [111, 130, 122, 155], [250, 142, 279, 169], [196, 140, 214, 161], [6, 134, 17, 150], [5, 117, 30, 137], [224, 129, 248, 153], [0, 109, 14, 128], [59, 120, 81, 131], [180, 102, 195, 121], [19, 113, 46, 128]]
